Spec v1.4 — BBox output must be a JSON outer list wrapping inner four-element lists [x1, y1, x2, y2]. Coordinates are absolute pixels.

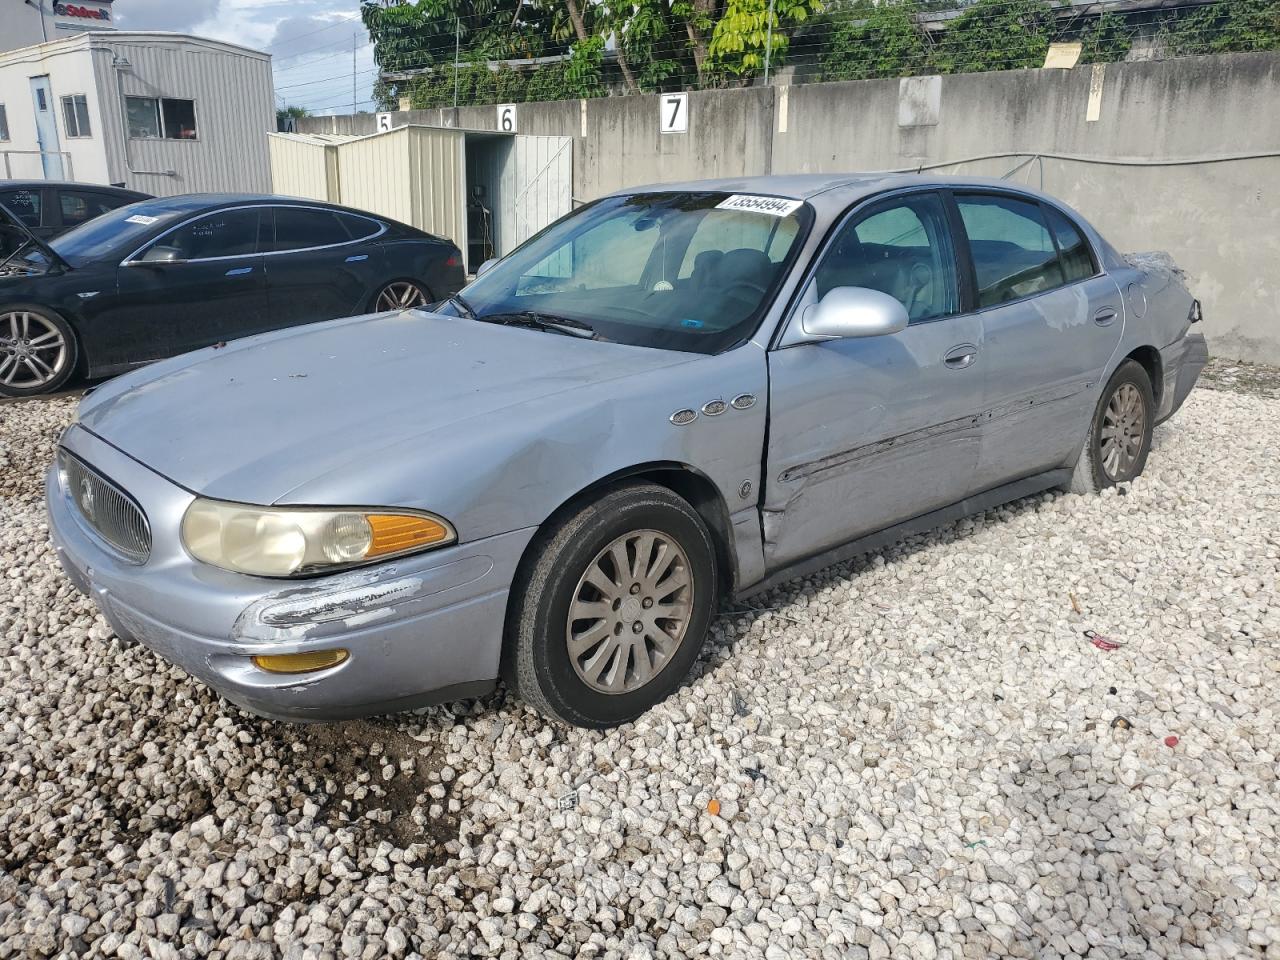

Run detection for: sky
[[114, 0, 379, 116]]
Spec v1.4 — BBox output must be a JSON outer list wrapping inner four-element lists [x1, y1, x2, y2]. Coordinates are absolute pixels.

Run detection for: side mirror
[[801, 286, 909, 340], [131, 245, 186, 266], [475, 258, 498, 278]]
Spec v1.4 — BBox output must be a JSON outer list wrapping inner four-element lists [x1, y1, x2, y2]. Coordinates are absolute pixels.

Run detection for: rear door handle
[[943, 344, 978, 369], [225, 266, 253, 277], [1094, 307, 1118, 326]]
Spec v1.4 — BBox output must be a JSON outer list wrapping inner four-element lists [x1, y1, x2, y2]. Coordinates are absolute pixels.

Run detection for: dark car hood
[[78, 310, 694, 503], [0, 199, 67, 273]]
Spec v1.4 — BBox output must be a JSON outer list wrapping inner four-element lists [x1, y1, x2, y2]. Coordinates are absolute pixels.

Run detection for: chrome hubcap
[[375, 282, 427, 311], [0, 311, 67, 389], [567, 530, 693, 695], [1100, 382, 1146, 480]]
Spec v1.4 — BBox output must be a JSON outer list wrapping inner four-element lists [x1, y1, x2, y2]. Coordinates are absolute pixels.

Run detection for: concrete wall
[[300, 53, 1280, 362]]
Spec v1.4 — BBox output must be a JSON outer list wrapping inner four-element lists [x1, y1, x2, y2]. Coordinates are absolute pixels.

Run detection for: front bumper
[[47, 425, 534, 721], [1157, 331, 1209, 423]]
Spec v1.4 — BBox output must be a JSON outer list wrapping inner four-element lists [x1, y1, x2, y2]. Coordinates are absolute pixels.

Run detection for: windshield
[[446, 191, 813, 353], [49, 199, 191, 267]]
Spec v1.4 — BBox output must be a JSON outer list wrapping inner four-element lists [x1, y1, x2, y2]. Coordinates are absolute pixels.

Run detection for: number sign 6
[[497, 103, 518, 133]]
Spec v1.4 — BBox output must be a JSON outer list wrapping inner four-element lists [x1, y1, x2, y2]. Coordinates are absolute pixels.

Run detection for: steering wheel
[[722, 279, 769, 302]]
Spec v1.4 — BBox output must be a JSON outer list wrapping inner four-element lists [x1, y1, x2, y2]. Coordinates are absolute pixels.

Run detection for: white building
[[2, 0, 117, 54], [0, 32, 274, 195]]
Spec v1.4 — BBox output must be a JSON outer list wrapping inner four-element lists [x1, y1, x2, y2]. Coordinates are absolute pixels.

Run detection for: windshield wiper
[[444, 292, 478, 319], [477, 310, 596, 339]]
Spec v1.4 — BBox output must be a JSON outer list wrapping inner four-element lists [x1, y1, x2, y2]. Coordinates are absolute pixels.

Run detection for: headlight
[[181, 499, 455, 577]]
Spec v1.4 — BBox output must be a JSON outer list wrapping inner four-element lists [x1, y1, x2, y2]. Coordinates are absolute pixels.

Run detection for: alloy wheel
[[375, 282, 427, 312], [566, 530, 694, 695], [1100, 382, 1146, 480], [0, 311, 68, 391]]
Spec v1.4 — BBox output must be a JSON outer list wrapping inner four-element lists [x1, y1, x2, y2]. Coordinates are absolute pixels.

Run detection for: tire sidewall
[[521, 487, 717, 728], [0, 303, 78, 398], [1088, 361, 1155, 490]]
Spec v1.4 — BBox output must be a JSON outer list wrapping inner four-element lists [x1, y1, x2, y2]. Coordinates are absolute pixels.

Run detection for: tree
[[1166, 0, 1280, 55], [709, 0, 823, 77], [275, 105, 311, 123], [819, 0, 928, 81], [934, 0, 1055, 75]]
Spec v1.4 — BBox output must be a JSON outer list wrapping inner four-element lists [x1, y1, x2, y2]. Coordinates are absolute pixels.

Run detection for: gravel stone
[[2, 382, 1278, 958]]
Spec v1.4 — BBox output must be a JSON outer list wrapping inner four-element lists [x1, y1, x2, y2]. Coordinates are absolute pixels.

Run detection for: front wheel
[[373, 280, 429, 313], [509, 483, 719, 728], [0, 305, 78, 398], [1067, 359, 1155, 494]]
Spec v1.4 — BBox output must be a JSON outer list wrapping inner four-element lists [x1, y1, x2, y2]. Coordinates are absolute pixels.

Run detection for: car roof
[[0, 180, 150, 195], [614, 173, 1075, 214]]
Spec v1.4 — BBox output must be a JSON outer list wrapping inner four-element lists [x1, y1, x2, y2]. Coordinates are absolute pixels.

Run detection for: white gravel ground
[[1, 384, 1278, 960]]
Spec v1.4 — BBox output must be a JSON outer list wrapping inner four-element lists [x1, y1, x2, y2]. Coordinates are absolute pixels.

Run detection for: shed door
[[498, 135, 572, 256], [29, 77, 65, 180]]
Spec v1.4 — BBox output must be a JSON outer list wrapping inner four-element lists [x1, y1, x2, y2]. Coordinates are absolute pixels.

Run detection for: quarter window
[[956, 194, 1065, 307], [1043, 206, 1096, 284], [61, 94, 91, 138], [141, 209, 262, 261], [814, 192, 959, 324], [125, 96, 197, 139]]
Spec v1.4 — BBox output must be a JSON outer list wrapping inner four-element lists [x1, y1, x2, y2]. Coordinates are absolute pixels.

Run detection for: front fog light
[[252, 649, 349, 674]]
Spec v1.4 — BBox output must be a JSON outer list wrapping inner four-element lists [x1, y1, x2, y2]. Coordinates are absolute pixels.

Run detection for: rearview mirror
[[801, 287, 908, 340], [475, 258, 497, 278], [131, 245, 186, 266]]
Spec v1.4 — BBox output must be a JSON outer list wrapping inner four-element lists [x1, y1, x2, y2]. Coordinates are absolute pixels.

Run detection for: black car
[[0, 194, 467, 397], [0, 181, 152, 257]]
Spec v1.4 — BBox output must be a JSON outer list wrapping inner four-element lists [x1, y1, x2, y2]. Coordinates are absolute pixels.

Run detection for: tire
[[1067, 359, 1155, 494], [509, 482, 719, 728], [372, 279, 430, 313], [0, 304, 78, 399]]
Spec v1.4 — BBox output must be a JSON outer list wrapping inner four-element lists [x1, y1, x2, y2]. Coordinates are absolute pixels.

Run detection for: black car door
[[105, 206, 269, 367], [262, 206, 386, 328]]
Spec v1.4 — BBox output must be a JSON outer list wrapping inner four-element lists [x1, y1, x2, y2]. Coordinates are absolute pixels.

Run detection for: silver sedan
[[46, 175, 1207, 727]]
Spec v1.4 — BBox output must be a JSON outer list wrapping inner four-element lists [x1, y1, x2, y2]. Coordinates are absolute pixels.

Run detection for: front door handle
[[943, 344, 979, 369], [225, 266, 253, 277], [1094, 307, 1118, 326]]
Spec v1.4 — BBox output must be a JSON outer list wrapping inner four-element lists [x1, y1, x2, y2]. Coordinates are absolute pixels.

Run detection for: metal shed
[[268, 124, 573, 272]]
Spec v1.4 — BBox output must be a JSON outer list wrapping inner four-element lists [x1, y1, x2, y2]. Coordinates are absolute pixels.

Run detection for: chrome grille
[[58, 450, 151, 564]]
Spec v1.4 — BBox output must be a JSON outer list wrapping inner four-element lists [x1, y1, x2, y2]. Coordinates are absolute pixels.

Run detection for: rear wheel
[[509, 483, 718, 728], [373, 280, 429, 312], [0, 305, 77, 398], [1067, 359, 1155, 494]]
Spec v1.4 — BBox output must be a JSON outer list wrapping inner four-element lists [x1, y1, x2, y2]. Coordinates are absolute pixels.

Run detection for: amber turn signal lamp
[[252, 649, 349, 674], [366, 514, 451, 558]]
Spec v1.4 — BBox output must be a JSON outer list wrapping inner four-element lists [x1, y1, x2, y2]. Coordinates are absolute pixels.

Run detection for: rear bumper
[[47, 425, 532, 722], [1157, 332, 1208, 423]]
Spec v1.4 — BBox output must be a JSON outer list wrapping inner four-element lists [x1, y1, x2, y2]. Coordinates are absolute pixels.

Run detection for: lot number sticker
[[716, 194, 803, 217], [497, 103, 518, 132], [661, 93, 688, 134], [124, 214, 159, 225], [376, 112, 393, 133]]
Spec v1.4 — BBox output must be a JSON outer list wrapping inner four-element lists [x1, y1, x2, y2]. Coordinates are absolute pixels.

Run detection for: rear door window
[[956, 194, 1066, 307], [270, 207, 354, 252], [58, 190, 126, 229]]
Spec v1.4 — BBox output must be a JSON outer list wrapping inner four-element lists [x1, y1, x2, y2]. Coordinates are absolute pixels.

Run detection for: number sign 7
[[661, 93, 688, 134]]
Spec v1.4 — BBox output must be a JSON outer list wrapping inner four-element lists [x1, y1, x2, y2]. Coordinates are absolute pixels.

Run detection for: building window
[[0, 104, 9, 141], [125, 96, 198, 140], [61, 94, 92, 138]]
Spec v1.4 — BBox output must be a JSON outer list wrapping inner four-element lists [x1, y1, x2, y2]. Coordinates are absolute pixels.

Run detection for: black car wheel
[[1067, 359, 1155, 494], [0, 305, 78, 398], [509, 482, 719, 728], [374, 280, 429, 312]]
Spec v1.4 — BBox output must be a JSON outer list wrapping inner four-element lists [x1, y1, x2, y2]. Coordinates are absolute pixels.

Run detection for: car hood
[[78, 310, 695, 504]]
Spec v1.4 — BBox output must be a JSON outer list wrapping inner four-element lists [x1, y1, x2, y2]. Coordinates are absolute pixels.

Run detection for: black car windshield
[[48, 199, 193, 267], [445, 192, 813, 354]]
